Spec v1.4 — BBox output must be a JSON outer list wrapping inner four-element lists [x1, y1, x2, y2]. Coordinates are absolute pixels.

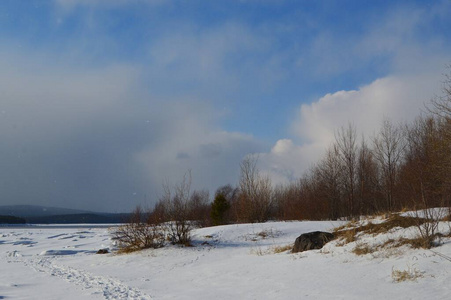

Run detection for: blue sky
[[1, 0, 450, 212]]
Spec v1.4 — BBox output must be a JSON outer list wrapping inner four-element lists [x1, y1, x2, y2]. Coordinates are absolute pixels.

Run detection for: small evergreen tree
[[211, 193, 230, 226]]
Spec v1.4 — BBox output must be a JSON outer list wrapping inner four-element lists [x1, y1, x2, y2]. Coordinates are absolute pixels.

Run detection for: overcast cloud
[[0, 49, 264, 212]]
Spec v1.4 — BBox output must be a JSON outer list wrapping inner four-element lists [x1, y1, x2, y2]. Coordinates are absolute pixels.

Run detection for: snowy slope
[[1, 220, 450, 299]]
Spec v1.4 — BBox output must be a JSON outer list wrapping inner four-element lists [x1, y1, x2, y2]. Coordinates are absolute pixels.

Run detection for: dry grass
[[258, 231, 269, 239], [392, 265, 424, 282], [334, 214, 429, 245], [352, 243, 376, 256], [333, 213, 442, 255], [250, 248, 262, 256], [250, 243, 294, 256], [385, 237, 431, 249], [257, 229, 281, 239], [333, 219, 359, 232], [361, 214, 427, 234], [351, 235, 438, 257], [247, 229, 281, 242], [272, 244, 293, 254], [342, 228, 357, 243]]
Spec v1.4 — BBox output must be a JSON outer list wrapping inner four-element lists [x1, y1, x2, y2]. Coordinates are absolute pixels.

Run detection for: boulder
[[292, 231, 334, 253], [96, 248, 109, 254]]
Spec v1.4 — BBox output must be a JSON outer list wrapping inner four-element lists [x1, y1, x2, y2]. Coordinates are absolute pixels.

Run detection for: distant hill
[[0, 205, 93, 217], [25, 213, 131, 224], [0, 215, 26, 224], [0, 205, 131, 224]]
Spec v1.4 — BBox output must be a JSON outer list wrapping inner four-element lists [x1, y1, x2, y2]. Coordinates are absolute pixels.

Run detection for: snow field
[[1, 219, 451, 299]]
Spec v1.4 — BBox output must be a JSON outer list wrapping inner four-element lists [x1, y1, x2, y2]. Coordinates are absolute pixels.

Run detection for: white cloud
[[296, 74, 441, 141], [258, 72, 443, 184], [258, 139, 307, 184]]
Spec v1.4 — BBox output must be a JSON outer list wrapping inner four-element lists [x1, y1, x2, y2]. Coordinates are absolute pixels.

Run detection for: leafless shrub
[[160, 173, 194, 245], [413, 208, 445, 248], [111, 206, 165, 253], [155, 171, 210, 245]]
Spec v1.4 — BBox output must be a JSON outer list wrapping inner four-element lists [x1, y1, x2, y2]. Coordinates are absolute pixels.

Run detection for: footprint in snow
[[25, 257, 152, 300]]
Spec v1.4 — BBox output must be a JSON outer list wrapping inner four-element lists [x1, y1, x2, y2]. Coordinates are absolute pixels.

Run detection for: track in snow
[[13, 255, 152, 300]]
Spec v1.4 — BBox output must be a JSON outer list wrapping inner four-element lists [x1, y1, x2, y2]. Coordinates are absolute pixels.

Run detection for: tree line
[[114, 69, 451, 250]]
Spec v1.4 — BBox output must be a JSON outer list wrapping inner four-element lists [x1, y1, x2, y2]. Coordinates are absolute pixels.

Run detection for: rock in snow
[[292, 231, 334, 253]]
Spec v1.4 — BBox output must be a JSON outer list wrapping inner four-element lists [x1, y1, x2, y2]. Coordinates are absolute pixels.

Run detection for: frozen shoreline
[[2, 220, 451, 299]]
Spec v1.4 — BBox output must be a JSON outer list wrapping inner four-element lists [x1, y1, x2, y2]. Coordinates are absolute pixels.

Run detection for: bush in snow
[[151, 171, 210, 245], [111, 206, 165, 253]]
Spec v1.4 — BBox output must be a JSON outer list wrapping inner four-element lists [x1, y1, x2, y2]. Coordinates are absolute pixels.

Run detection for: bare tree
[[188, 189, 211, 227], [430, 66, 451, 118], [401, 117, 451, 209], [237, 155, 273, 223], [159, 171, 196, 245], [273, 180, 309, 220], [372, 119, 406, 211], [335, 123, 358, 217], [316, 145, 343, 219], [357, 137, 381, 215], [430, 69, 451, 199]]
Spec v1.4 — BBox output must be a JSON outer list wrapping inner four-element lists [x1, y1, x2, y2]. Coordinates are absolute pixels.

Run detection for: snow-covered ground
[[1, 219, 451, 299]]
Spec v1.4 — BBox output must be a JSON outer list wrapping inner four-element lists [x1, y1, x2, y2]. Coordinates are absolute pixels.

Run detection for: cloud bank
[[258, 73, 443, 184], [0, 51, 264, 212]]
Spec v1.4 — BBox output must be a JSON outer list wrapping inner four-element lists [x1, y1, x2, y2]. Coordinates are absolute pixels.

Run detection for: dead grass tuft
[[334, 229, 356, 247], [333, 220, 359, 232], [250, 243, 294, 256], [392, 265, 424, 282], [352, 243, 375, 256], [250, 247, 265, 256], [389, 237, 433, 249], [273, 244, 294, 254], [258, 231, 269, 239]]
